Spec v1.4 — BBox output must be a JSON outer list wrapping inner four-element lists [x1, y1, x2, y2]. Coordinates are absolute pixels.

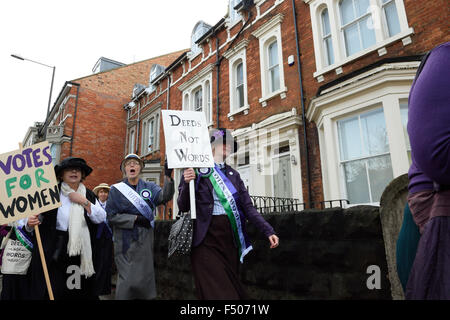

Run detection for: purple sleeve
[[407, 42, 450, 186], [177, 174, 191, 213]]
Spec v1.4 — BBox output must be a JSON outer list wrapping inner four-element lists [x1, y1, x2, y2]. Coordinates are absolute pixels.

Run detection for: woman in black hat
[[26, 157, 106, 300], [178, 128, 279, 300]]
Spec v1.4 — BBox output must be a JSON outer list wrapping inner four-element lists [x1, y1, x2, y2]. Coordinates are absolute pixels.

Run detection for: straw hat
[[93, 183, 110, 196]]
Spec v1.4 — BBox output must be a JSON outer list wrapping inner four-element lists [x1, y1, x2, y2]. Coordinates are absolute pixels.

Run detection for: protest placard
[[161, 110, 214, 169], [161, 110, 214, 219], [0, 141, 61, 225]]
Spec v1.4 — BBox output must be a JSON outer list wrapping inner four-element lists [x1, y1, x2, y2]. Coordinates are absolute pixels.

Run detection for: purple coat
[[177, 165, 276, 247], [408, 42, 450, 193]]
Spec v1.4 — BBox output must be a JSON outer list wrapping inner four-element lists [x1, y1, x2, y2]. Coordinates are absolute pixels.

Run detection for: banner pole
[[189, 179, 196, 219], [34, 225, 55, 300]]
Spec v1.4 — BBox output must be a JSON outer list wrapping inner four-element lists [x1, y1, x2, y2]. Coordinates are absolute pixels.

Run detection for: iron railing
[[249, 195, 305, 214], [320, 199, 350, 209]]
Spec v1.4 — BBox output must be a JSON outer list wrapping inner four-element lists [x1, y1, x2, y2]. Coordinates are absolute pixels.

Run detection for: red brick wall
[[127, 0, 449, 211]]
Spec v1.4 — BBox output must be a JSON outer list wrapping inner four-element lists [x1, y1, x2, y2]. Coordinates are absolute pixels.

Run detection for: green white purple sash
[[198, 165, 253, 263], [14, 226, 33, 252]]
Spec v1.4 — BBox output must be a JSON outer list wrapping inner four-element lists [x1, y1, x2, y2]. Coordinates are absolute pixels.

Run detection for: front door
[[272, 154, 292, 198]]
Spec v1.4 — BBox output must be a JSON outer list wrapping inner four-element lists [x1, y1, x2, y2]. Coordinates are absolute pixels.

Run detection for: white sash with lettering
[[113, 182, 154, 228]]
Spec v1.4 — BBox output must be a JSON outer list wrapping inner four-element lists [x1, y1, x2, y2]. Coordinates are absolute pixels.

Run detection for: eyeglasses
[[125, 160, 141, 167]]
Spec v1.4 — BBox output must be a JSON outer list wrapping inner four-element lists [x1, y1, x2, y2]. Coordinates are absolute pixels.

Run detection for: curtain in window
[[322, 8, 334, 66], [340, 0, 376, 56], [382, 0, 401, 37], [338, 109, 393, 203], [236, 61, 244, 108], [268, 40, 280, 92]]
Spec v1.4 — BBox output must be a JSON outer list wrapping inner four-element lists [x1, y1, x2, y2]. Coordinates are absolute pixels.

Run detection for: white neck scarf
[[60, 182, 95, 278]]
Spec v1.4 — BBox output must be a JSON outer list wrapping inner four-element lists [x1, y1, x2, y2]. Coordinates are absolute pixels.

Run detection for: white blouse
[[56, 192, 106, 231]]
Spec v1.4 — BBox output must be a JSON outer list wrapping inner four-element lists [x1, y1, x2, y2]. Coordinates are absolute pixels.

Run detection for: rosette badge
[[196, 167, 213, 178], [140, 189, 152, 200]]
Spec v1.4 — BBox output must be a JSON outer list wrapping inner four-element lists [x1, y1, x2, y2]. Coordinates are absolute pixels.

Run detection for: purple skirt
[[406, 191, 450, 299]]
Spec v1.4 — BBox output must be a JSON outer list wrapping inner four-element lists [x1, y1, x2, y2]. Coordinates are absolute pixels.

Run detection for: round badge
[[196, 167, 212, 178], [140, 189, 152, 200]]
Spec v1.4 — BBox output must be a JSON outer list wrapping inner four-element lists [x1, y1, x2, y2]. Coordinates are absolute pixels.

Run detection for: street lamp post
[[11, 54, 55, 119]]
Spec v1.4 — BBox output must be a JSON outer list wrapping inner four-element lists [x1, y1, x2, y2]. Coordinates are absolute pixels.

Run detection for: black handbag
[[168, 212, 193, 258]]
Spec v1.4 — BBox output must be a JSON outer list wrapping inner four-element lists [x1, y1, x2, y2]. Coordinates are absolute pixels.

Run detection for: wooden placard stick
[[18, 143, 54, 300]]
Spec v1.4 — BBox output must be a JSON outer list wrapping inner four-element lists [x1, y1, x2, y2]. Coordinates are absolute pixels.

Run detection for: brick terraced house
[[23, 0, 449, 219]]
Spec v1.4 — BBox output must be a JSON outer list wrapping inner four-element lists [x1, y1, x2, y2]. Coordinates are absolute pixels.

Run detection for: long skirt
[[406, 191, 450, 299], [1, 273, 32, 300], [50, 231, 98, 300], [191, 215, 248, 300]]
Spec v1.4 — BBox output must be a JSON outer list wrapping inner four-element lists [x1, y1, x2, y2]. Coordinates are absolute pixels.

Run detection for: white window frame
[[191, 21, 211, 59], [252, 13, 287, 107], [228, 0, 243, 27], [224, 39, 250, 120], [305, 0, 413, 79], [179, 64, 214, 126], [141, 108, 160, 156], [128, 127, 136, 154], [339, 0, 377, 57], [149, 64, 164, 92], [321, 7, 335, 66], [336, 108, 393, 205], [306, 60, 419, 205]]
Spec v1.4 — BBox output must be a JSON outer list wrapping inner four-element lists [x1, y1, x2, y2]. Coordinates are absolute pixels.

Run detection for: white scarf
[[60, 182, 95, 278]]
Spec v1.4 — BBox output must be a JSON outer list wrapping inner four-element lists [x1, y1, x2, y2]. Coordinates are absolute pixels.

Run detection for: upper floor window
[[321, 8, 334, 66], [129, 128, 136, 154], [251, 13, 287, 106], [225, 39, 249, 117], [339, 0, 376, 57], [180, 66, 213, 125], [382, 0, 401, 37], [268, 40, 280, 93], [142, 110, 160, 155], [229, 0, 243, 23], [149, 64, 165, 91], [193, 86, 203, 112], [235, 61, 245, 108], [307, 0, 412, 77], [191, 21, 211, 56]]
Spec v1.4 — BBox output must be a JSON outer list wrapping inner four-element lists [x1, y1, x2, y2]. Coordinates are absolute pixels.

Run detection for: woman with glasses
[[105, 154, 174, 300], [28, 157, 106, 300]]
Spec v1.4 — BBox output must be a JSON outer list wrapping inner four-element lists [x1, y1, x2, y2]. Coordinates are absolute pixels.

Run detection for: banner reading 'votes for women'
[[0, 141, 61, 225]]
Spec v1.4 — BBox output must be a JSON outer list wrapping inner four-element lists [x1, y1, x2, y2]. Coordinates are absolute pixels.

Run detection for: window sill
[[228, 105, 250, 121], [259, 86, 287, 107], [313, 28, 414, 80]]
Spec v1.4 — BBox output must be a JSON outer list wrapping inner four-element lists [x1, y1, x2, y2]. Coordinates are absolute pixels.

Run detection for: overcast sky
[[0, 0, 227, 154]]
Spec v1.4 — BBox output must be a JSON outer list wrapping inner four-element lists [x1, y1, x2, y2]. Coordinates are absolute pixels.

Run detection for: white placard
[[161, 110, 214, 169]]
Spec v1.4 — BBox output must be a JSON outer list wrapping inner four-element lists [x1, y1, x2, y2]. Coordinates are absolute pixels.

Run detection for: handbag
[[168, 212, 193, 258], [1, 227, 32, 275]]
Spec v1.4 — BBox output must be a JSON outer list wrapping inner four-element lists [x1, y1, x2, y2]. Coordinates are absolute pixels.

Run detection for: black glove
[[135, 216, 151, 229], [164, 158, 173, 178]]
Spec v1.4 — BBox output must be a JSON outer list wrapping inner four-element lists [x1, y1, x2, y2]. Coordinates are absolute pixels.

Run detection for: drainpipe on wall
[[135, 101, 141, 155], [69, 82, 81, 157], [292, 0, 313, 208]]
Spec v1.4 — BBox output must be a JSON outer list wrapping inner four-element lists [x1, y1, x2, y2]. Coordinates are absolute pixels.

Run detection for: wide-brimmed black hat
[[55, 157, 93, 178], [209, 128, 238, 153]]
